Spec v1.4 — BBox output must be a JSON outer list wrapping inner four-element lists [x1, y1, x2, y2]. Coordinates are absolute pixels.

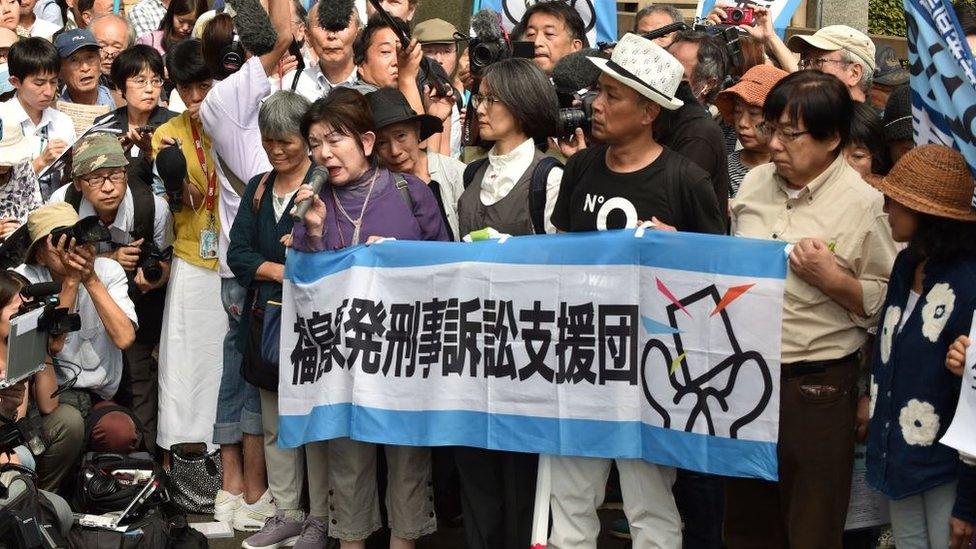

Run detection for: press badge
[[199, 227, 218, 259]]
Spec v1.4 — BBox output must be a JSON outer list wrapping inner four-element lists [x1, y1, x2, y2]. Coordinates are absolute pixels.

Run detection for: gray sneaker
[[241, 512, 303, 549], [292, 516, 329, 549]]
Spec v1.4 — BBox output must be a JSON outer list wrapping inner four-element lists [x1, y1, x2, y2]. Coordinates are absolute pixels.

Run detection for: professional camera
[[468, 8, 535, 77], [48, 216, 112, 248], [558, 90, 597, 137], [136, 241, 172, 283], [722, 6, 755, 26]]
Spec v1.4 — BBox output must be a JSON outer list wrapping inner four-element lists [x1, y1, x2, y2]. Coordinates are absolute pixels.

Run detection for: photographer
[[17, 201, 138, 491], [47, 132, 171, 458], [548, 34, 722, 549]]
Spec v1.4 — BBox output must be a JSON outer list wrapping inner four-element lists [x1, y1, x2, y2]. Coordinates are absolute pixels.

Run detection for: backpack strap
[[128, 180, 156, 246], [393, 172, 414, 212], [217, 153, 248, 197], [528, 156, 562, 235], [63, 183, 83, 211], [251, 171, 273, 214], [462, 158, 489, 190]]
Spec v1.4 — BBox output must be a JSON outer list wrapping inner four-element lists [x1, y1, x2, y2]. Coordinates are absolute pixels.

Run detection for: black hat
[[366, 88, 443, 141], [883, 85, 913, 143]]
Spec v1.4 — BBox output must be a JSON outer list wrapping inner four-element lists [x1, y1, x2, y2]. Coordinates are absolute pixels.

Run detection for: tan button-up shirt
[[732, 155, 897, 363]]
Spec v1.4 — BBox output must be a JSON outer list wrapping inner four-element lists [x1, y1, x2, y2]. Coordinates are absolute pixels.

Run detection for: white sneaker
[[214, 490, 243, 523], [233, 490, 277, 532]]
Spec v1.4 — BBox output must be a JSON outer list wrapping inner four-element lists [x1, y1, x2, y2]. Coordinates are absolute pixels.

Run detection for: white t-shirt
[[16, 259, 138, 400]]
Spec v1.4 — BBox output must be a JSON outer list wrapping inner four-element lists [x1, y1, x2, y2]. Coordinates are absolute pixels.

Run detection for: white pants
[[548, 456, 681, 549], [889, 481, 957, 549], [157, 257, 227, 450]]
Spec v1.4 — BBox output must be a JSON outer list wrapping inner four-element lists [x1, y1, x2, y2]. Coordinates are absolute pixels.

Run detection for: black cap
[[883, 85, 913, 143], [366, 88, 444, 141]]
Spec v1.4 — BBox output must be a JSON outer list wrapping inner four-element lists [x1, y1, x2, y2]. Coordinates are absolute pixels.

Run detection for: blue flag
[[905, 0, 976, 204], [472, 0, 616, 46]]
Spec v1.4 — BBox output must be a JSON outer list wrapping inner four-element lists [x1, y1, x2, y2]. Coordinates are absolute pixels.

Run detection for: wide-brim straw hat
[[866, 144, 976, 221]]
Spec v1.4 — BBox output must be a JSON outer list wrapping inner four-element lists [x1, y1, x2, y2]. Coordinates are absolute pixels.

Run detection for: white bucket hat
[[587, 33, 684, 111], [0, 121, 32, 167]]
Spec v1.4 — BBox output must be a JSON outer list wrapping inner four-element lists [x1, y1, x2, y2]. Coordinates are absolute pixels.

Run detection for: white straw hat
[[587, 33, 685, 110], [0, 121, 32, 167]]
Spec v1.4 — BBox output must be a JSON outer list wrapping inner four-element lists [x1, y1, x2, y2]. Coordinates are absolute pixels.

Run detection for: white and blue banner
[[472, 0, 616, 47], [695, 0, 803, 34], [277, 230, 787, 480], [905, 0, 976, 205]]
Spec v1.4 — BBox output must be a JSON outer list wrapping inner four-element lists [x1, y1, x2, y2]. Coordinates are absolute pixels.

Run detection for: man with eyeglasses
[[729, 70, 896, 549], [48, 132, 173, 456], [788, 25, 877, 103], [90, 13, 135, 107], [17, 139, 144, 489]]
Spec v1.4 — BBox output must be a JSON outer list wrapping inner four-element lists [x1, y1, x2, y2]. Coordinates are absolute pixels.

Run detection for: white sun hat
[[0, 121, 33, 167], [587, 33, 685, 111]]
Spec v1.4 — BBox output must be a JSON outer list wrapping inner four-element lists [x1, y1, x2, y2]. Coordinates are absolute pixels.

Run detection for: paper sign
[[56, 100, 110, 137], [844, 444, 890, 530], [940, 315, 976, 458]]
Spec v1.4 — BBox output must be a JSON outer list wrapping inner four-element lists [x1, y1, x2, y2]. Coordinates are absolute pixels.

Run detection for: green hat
[[71, 133, 128, 178], [413, 18, 460, 45]]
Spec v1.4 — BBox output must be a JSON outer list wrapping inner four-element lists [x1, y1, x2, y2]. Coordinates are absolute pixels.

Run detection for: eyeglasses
[[798, 57, 853, 70], [756, 122, 810, 143], [128, 77, 164, 89], [471, 94, 501, 109], [81, 171, 126, 188]]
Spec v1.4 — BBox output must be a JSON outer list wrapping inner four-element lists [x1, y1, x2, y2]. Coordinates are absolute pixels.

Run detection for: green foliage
[[869, 0, 907, 36]]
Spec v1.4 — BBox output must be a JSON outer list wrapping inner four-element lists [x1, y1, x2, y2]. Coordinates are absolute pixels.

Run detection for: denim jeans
[[212, 277, 262, 445]]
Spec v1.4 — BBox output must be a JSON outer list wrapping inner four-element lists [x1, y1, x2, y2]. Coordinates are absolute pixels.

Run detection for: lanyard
[[189, 121, 217, 212]]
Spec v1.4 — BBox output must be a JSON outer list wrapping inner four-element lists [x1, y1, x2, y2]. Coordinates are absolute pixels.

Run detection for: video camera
[[17, 283, 81, 338], [557, 90, 597, 137], [467, 8, 535, 78]]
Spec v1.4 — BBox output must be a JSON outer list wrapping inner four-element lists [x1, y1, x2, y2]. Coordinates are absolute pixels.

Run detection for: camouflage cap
[[71, 132, 128, 178]]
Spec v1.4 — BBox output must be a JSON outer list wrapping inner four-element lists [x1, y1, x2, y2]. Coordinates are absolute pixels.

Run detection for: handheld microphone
[[155, 146, 187, 213], [292, 166, 330, 221]]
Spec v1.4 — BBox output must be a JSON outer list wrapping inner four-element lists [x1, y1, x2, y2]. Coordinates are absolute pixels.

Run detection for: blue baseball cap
[[54, 29, 99, 59]]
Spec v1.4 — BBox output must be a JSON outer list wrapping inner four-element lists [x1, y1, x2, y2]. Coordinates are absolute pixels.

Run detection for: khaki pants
[[327, 438, 436, 541], [36, 404, 85, 491], [548, 456, 681, 549], [259, 389, 329, 514], [724, 357, 858, 549]]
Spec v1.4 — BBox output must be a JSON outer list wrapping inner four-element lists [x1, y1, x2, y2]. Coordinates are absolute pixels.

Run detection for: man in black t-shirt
[[547, 33, 722, 549], [551, 39, 724, 236]]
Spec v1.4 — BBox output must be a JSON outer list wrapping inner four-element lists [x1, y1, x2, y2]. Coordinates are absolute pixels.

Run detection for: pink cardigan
[[135, 30, 166, 56]]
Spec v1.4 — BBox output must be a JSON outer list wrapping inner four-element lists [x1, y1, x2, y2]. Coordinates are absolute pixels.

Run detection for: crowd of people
[[0, 0, 974, 547]]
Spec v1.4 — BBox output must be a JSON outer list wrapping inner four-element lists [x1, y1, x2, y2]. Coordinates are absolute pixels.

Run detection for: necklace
[[332, 169, 379, 246]]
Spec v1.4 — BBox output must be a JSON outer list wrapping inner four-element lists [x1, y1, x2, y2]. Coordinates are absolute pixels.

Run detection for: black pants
[[454, 447, 537, 549], [115, 287, 165, 452], [674, 469, 725, 549]]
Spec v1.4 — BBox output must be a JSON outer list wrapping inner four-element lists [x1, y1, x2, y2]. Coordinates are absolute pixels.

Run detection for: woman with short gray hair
[[227, 91, 329, 548]]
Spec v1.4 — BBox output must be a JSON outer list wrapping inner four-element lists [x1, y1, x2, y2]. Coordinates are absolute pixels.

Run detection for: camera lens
[[731, 8, 744, 22]]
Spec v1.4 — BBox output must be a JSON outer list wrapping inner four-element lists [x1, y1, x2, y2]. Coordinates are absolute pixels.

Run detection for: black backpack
[[67, 509, 208, 549], [462, 156, 562, 235], [0, 469, 68, 549]]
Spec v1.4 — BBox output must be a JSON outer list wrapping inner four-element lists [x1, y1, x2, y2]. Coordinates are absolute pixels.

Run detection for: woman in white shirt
[[449, 56, 562, 549], [454, 57, 563, 240]]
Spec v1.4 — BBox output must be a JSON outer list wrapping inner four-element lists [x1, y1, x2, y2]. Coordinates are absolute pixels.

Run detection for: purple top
[[292, 167, 449, 252]]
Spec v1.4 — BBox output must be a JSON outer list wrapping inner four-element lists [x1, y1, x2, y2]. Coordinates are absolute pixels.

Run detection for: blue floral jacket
[[866, 250, 974, 500]]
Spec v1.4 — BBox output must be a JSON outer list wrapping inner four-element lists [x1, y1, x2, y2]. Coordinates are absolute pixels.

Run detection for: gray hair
[[671, 30, 728, 104], [634, 4, 684, 31], [90, 13, 136, 48], [259, 91, 312, 140], [843, 49, 873, 93]]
